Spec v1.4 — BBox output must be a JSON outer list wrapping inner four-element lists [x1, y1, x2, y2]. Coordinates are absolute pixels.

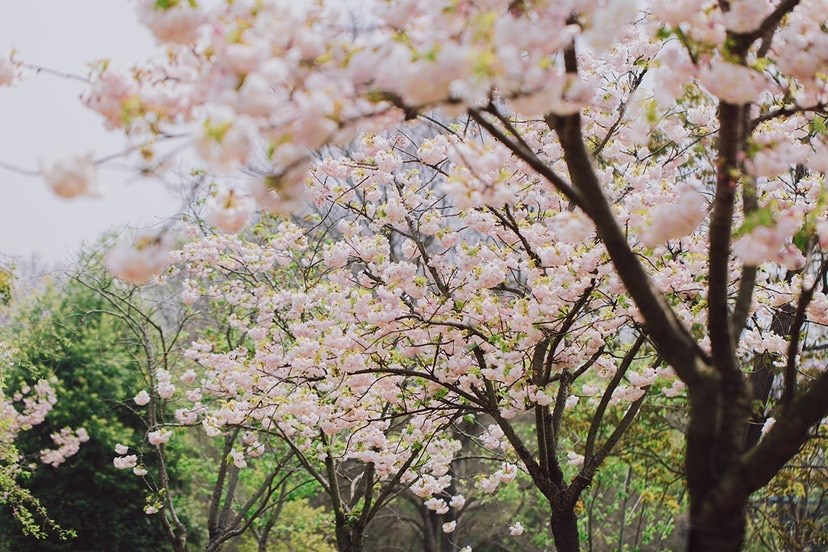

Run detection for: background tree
[[68, 244, 310, 552], [0, 271, 170, 551], [0, 341, 76, 545]]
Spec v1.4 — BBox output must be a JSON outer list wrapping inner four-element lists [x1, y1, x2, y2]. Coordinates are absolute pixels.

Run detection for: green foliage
[[745, 436, 828, 552], [810, 115, 827, 136], [237, 499, 336, 552], [735, 205, 775, 237], [0, 404, 74, 542], [0, 269, 11, 306], [0, 330, 73, 542], [0, 280, 170, 551]]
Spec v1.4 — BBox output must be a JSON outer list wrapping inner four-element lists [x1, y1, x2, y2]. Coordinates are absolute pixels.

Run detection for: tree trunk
[[430, 509, 456, 552], [257, 519, 274, 552], [687, 502, 746, 552], [335, 524, 365, 552], [551, 509, 580, 552], [422, 521, 436, 552], [172, 532, 187, 552]]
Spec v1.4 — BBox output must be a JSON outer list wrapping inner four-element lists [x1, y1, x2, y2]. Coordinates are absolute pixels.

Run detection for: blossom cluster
[[0, 352, 88, 471]]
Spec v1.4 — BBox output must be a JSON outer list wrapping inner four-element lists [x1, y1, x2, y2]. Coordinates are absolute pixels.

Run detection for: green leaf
[[793, 228, 811, 255], [645, 99, 658, 124], [752, 57, 772, 72], [735, 206, 775, 237], [810, 115, 827, 135], [655, 27, 672, 40]]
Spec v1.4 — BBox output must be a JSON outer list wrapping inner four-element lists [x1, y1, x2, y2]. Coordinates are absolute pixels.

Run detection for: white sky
[[0, 1, 180, 267]]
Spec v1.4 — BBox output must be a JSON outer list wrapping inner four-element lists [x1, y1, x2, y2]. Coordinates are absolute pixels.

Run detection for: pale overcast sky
[[0, 1, 180, 267]]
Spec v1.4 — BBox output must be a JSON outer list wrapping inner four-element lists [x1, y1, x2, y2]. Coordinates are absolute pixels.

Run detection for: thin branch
[[584, 334, 647, 461], [782, 259, 828, 408], [467, 108, 588, 212], [707, 368, 828, 508], [750, 104, 827, 131], [546, 111, 704, 381]]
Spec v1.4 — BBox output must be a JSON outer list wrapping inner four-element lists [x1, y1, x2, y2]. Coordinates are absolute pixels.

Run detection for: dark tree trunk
[[335, 523, 365, 552], [422, 519, 437, 552], [551, 509, 580, 552], [257, 518, 275, 552], [440, 529, 455, 552], [687, 504, 746, 552], [427, 508, 455, 552], [172, 532, 187, 552]]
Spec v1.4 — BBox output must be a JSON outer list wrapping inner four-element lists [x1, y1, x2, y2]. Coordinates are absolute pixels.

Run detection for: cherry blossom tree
[[312, 129, 668, 552], [75, 235, 465, 552], [70, 253, 308, 552], [3, 0, 828, 550], [162, 151, 674, 552], [172, 226, 471, 552]]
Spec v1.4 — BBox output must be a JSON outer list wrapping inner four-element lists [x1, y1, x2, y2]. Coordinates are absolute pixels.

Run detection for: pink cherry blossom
[[509, 522, 525, 536], [106, 231, 172, 285], [651, 0, 706, 26], [8, 2, 828, 548], [194, 108, 258, 169], [40, 427, 90, 467], [641, 188, 707, 247], [721, 0, 773, 33], [134, 389, 151, 406], [148, 428, 171, 446], [204, 186, 256, 234], [249, 167, 308, 216], [0, 53, 18, 86], [699, 60, 768, 105], [113, 455, 138, 470], [40, 154, 98, 199], [230, 449, 247, 469], [135, 0, 207, 45]]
